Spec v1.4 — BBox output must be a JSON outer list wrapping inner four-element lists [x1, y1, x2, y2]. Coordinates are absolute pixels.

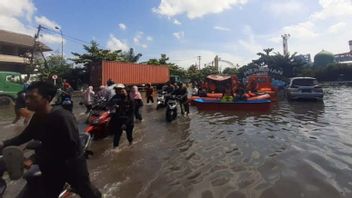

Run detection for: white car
[[286, 77, 324, 101]]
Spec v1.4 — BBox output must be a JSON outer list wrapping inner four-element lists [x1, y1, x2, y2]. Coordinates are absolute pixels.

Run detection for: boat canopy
[[206, 75, 231, 81]]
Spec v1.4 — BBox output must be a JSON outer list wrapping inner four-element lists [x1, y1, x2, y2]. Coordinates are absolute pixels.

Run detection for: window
[[292, 79, 318, 86]]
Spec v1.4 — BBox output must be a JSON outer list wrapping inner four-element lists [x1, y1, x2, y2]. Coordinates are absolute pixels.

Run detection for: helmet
[[115, 83, 125, 89]]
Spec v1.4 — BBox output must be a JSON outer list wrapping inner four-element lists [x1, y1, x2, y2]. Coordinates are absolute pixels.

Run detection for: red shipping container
[[90, 61, 170, 88]]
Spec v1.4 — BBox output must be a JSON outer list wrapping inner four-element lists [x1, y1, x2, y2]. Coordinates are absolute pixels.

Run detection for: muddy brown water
[[1, 86, 352, 198]]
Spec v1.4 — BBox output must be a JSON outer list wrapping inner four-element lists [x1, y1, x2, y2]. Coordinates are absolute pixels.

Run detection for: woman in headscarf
[[129, 86, 143, 121], [82, 86, 95, 113]]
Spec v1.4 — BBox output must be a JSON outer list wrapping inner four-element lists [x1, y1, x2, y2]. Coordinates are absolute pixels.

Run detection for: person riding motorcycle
[[0, 81, 101, 198], [173, 83, 189, 115]]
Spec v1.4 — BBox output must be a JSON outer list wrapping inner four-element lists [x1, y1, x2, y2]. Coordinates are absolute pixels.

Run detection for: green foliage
[[222, 67, 238, 75], [187, 65, 201, 82], [313, 51, 336, 67], [199, 66, 220, 79], [71, 41, 142, 83], [146, 54, 169, 65], [71, 41, 124, 66], [314, 63, 352, 81], [36, 55, 73, 81], [147, 54, 187, 79], [121, 48, 142, 63]]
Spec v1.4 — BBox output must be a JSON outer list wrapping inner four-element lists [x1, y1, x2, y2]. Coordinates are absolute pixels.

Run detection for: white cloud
[[146, 36, 153, 41], [142, 44, 148, 48], [0, 0, 36, 21], [173, 31, 185, 40], [133, 31, 143, 44], [238, 25, 262, 54], [312, 0, 352, 20], [0, 0, 63, 46], [133, 37, 140, 44], [106, 34, 129, 51], [266, 0, 352, 56], [0, 0, 36, 34], [118, 23, 127, 30], [328, 22, 347, 34], [282, 21, 318, 39], [266, 1, 306, 16], [39, 33, 63, 44], [0, 16, 33, 34], [153, 0, 248, 19], [35, 16, 60, 30], [173, 19, 182, 25], [214, 26, 231, 31]]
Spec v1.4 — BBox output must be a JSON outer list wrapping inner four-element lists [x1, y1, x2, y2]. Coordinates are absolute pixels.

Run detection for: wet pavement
[[1, 86, 352, 198]]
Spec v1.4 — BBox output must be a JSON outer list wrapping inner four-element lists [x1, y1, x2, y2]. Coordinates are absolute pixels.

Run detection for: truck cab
[[0, 71, 24, 101]]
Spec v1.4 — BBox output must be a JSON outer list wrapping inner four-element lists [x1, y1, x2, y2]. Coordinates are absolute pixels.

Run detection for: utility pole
[[197, 56, 201, 69], [281, 34, 291, 56], [55, 26, 64, 58], [31, 25, 48, 69]]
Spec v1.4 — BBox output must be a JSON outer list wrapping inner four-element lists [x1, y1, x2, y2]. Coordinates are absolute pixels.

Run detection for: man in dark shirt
[[0, 81, 101, 198], [145, 83, 154, 104], [109, 88, 135, 150], [175, 83, 189, 115]]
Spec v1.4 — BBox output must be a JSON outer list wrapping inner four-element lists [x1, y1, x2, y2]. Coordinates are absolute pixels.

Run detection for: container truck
[[89, 61, 170, 88]]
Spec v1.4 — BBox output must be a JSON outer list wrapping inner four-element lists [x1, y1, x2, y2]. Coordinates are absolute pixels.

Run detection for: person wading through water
[[109, 85, 135, 151], [129, 86, 143, 121]]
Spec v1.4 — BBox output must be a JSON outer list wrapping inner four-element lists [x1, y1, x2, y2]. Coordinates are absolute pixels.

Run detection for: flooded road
[[1, 86, 352, 198]]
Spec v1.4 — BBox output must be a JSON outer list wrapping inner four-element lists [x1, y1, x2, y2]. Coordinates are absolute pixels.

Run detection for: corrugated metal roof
[[0, 29, 51, 51]]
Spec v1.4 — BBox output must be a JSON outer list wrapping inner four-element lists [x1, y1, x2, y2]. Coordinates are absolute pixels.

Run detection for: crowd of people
[[1, 78, 195, 197]]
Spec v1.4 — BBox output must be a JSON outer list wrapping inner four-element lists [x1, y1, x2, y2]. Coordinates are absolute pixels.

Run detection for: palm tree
[[122, 48, 142, 63]]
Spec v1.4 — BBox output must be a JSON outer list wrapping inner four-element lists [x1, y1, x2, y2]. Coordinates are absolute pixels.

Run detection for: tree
[[187, 65, 201, 82], [36, 55, 73, 81], [222, 67, 238, 75], [71, 41, 126, 82], [122, 48, 142, 63], [199, 66, 219, 79], [146, 54, 187, 79]]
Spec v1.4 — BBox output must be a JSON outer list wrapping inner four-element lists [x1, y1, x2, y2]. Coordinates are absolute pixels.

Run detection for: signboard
[[243, 66, 283, 77], [52, 75, 58, 85]]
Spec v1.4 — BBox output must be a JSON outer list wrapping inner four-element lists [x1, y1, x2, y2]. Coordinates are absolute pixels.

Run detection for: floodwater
[[1, 86, 352, 198]]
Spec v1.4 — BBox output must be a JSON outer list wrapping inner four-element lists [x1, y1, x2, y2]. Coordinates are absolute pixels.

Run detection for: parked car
[[286, 77, 324, 101]]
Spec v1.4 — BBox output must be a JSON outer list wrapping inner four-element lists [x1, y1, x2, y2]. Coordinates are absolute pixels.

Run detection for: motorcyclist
[[96, 85, 111, 102], [56, 88, 73, 112], [174, 83, 189, 115], [0, 81, 101, 198]]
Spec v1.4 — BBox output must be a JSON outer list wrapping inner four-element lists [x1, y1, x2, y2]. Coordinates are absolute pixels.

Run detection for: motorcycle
[[84, 98, 111, 139], [0, 133, 93, 197], [85, 110, 111, 139], [156, 91, 167, 109], [55, 89, 73, 112], [165, 95, 178, 122]]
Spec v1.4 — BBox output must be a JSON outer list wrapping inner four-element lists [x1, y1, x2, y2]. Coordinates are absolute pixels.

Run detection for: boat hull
[[193, 98, 272, 111]]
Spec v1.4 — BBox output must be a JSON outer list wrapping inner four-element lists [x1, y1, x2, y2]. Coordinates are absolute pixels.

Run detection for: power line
[[41, 28, 90, 45]]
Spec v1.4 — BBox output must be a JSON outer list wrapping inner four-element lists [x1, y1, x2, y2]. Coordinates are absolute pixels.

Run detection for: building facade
[[0, 29, 51, 73]]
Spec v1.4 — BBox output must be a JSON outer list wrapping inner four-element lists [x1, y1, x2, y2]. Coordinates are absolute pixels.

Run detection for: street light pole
[[55, 26, 63, 58]]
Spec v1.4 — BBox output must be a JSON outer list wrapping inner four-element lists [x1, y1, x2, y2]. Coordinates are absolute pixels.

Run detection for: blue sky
[[1, 0, 352, 68]]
